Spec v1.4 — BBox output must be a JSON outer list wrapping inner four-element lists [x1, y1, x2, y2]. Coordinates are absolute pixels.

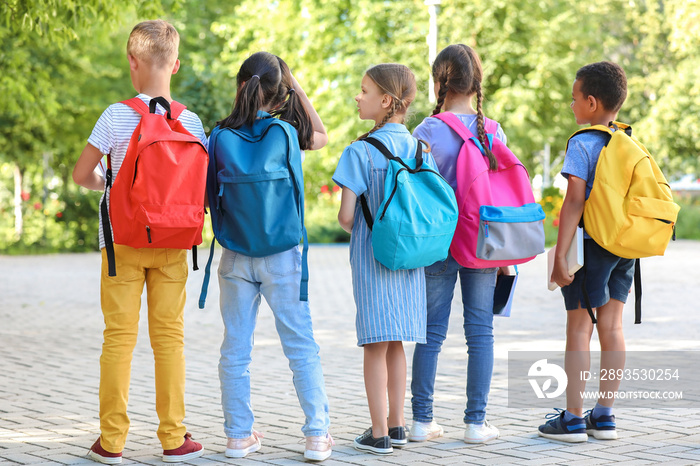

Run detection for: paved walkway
[[1, 241, 699, 465]]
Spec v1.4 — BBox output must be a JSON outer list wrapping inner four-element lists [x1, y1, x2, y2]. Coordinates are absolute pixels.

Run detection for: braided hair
[[431, 44, 497, 170], [355, 63, 417, 141]]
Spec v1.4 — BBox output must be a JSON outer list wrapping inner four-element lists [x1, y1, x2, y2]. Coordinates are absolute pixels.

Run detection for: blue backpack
[[198, 114, 308, 307], [359, 137, 458, 270]]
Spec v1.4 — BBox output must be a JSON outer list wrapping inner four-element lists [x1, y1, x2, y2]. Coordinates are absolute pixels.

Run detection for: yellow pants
[[99, 245, 188, 452]]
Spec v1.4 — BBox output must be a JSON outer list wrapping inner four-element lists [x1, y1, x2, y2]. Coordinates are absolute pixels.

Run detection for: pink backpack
[[433, 112, 545, 268]]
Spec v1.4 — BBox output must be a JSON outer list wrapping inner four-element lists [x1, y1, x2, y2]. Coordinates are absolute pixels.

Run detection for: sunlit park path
[[1, 241, 700, 464]]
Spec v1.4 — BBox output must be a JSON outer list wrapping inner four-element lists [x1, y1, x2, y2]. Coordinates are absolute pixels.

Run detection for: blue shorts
[[561, 239, 635, 311]]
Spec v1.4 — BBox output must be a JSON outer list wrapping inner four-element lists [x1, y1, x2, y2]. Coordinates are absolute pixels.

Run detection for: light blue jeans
[[218, 246, 330, 439], [411, 252, 497, 425]]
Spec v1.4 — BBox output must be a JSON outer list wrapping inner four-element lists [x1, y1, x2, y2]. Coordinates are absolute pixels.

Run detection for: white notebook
[[547, 227, 584, 291]]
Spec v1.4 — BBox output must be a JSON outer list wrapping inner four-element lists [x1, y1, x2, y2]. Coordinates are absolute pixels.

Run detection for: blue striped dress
[[333, 124, 430, 346]]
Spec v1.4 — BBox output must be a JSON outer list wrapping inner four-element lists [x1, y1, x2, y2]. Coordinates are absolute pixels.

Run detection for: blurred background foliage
[[1, 0, 698, 253]]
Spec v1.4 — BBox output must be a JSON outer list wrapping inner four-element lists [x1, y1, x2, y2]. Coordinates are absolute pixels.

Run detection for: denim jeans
[[411, 252, 497, 425], [218, 246, 330, 439]]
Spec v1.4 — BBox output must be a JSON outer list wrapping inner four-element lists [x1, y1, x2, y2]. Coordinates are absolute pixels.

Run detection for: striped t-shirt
[[87, 94, 208, 248]]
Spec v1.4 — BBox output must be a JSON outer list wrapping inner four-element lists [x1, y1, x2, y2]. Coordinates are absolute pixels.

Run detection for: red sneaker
[[163, 432, 204, 463], [87, 438, 122, 464]]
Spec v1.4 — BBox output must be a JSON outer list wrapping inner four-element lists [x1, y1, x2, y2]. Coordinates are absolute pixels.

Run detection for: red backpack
[[101, 96, 208, 276]]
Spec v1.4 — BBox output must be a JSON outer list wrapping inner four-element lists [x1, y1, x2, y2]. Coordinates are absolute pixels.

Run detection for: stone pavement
[[1, 240, 699, 465]]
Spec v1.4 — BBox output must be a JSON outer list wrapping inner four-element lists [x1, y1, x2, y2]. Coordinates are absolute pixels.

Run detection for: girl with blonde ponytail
[[332, 63, 438, 455], [409, 44, 506, 445]]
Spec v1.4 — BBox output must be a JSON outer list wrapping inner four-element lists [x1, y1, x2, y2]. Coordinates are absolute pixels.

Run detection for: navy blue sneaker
[[584, 409, 617, 440], [388, 426, 407, 447], [538, 408, 588, 443], [353, 428, 393, 455]]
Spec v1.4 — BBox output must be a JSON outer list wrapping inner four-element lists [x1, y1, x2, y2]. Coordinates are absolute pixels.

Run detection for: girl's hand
[[289, 72, 328, 150]]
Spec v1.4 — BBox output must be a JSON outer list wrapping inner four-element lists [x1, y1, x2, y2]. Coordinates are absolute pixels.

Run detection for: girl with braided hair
[[409, 44, 506, 444], [332, 63, 438, 455]]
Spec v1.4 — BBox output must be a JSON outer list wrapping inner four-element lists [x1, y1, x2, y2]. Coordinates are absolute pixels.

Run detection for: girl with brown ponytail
[[332, 63, 439, 455], [409, 44, 506, 445], [213, 51, 333, 462]]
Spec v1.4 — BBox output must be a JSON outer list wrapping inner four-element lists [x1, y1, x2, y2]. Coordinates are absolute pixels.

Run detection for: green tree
[[0, 0, 169, 251]]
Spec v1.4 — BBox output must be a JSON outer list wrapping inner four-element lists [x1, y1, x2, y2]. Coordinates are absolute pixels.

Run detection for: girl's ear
[[381, 93, 393, 109]]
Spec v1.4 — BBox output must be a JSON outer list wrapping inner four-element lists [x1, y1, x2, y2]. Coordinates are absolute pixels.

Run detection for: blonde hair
[[355, 63, 417, 141], [126, 20, 179, 68]]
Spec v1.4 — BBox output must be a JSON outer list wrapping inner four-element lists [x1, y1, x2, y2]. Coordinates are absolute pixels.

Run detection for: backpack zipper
[[146, 226, 152, 243], [484, 221, 489, 238]]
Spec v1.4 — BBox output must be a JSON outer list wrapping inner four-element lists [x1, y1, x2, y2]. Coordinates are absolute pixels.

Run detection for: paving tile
[[1, 243, 700, 464]]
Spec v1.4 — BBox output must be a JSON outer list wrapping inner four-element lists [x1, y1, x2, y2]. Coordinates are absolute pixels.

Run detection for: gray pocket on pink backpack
[[476, 203, 546, 262]]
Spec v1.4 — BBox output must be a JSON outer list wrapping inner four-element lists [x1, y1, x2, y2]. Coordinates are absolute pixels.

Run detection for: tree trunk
[[13, 163, 23, 239]]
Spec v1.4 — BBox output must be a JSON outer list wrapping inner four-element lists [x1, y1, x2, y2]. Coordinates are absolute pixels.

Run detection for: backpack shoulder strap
[[484, 117, 499, 135], [120, 97, 149, 115], [198, 241, 217, 309], [432, 112, 478, 142], [120, 97, 186, 119], [269, 118, 310, 302], [363, 136, 423, 169], [565, 125, 614, 152], [169, 101, 186, 119]]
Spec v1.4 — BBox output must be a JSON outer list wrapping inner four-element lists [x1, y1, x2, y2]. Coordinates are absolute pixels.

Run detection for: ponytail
[[217, 76, 265, 129], [271, 88, 315, 150]]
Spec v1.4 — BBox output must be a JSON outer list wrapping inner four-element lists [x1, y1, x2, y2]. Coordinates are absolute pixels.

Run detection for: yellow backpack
[[568, 122, 680, 259]]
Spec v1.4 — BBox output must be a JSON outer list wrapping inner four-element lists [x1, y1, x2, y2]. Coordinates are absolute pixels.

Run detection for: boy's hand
[[551, 255, 574, 288]]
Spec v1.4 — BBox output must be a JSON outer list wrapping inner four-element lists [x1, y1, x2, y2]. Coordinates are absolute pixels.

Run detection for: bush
[[675, 195, 700, 240], [539, 186, 564, 247], [305, 185, 350, 244]]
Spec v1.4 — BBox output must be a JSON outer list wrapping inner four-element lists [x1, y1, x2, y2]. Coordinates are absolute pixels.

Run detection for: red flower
[[56, 212, 63, 218], [21, 191, 30, 201], [33, 202, 42, 210], [552, 219, 560, 227], [332, 185, 340, 192], [320, 185, 329, 193]]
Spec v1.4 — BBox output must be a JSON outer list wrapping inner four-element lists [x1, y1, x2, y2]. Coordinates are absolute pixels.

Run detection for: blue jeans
[[218, 246, 330, 439], [411, 253, 497, 425]]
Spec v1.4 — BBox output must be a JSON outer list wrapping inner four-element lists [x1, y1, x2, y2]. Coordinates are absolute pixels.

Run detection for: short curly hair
[[575, 61, 627, 113]]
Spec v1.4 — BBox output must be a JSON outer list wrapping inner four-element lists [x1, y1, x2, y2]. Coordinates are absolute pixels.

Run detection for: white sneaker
[[304, 433, 334, 462], [464, 421, 499, 443], [408, 420, 444, 442]]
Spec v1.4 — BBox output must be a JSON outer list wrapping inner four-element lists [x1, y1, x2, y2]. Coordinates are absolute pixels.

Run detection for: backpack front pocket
[[614, 196, 680, 258], [476, 203, 545, 261], [133, 204, 204, 247]]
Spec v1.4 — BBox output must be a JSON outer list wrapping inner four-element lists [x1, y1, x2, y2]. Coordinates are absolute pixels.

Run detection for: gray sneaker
[[388, 426, 407, 447], [353, 428, 393, 455]]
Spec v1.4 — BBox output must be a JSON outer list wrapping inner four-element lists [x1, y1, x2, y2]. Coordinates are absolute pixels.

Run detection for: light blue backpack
[[198, 114, 308, 307], [359, 137, 458, 270]]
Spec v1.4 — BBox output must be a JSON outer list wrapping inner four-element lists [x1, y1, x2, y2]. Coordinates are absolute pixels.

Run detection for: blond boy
[[73, 20, 206, 464]]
